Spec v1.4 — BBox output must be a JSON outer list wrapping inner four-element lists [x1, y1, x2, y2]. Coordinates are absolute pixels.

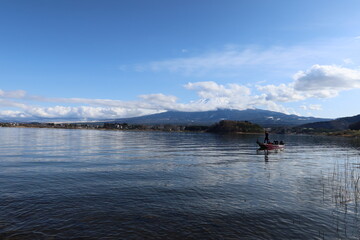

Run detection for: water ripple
[[1, 128, 360, 239]]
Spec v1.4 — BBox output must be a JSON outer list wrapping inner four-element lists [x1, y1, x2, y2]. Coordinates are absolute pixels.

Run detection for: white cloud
[[300, 104, 322, 111], [139, 46, 315, 76], [24, 106, 160, 120], [0, 89, 27, 99], [257, 65, 360, 102], [294, 64, 360, 94], [4, 35, 360, 121], [3, 63, 360, 121], [257, 83, 305, 102], [308, 104, 322, 111], [0, 99, 28, 109], [130, 37, 360, 78], [184, 82, 255, 110], [0, 81, 293, 120], [260, 100, 294, 114], [139, 93, 177, 104], [0, 110, 29, 119], [185, 81, 251, 99], [182, 81, 294, 114]]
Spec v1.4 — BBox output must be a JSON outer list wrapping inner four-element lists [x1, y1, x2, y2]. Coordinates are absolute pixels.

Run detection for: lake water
[[1, 127, 360, 239]]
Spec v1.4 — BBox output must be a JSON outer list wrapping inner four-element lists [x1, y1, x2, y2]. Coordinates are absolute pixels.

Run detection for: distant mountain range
[[298, 114, 360, 130], [110, 109, 330, 127], [3, 108, 358, 130]]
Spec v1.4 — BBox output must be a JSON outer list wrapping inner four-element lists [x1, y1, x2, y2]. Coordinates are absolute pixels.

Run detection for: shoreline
[[0, 120, 265, 135], [1, 123, 360, 138], [0, 124, 263, 135]]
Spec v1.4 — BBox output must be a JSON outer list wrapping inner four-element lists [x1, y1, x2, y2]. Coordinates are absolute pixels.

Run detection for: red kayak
[[256, 140, 285, 150]]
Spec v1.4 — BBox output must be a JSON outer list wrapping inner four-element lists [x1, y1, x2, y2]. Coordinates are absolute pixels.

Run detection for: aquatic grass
[[328, 155, 360, 209], [319, 154, 360, 238]]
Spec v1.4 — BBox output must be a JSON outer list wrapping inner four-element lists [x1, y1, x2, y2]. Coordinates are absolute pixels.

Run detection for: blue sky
[[1, 0, 360, 121]]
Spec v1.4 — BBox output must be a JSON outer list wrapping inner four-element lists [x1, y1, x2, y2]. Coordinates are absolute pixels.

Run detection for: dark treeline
[[0, 120, 264, 134], [270, 125, 360, 138], [207, 120, 263, 133]]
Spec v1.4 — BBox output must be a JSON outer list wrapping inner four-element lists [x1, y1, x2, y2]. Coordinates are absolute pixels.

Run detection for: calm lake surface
[[1, 127, 360, 239]]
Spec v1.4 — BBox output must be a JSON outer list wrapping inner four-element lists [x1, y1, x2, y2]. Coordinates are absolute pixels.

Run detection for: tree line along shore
[[1, 120, 360, 137], [0, 120, 263, 134]]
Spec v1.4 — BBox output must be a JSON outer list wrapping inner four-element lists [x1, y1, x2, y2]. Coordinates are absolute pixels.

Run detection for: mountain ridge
[[109, 109, 330, 127], [298, 114, 360, 130]]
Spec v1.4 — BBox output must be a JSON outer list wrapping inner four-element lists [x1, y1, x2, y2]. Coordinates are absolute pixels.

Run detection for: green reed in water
[[329, 155, 360, 208]]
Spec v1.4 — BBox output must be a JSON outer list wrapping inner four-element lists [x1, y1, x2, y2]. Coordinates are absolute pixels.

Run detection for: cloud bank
[[259, 64, 360, 102], [294, 64, 360, 97], [1, 64, 360, 121]]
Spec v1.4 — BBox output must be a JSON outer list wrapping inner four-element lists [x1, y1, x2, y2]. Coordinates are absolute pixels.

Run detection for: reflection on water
[[0, 127, 360, 239]]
